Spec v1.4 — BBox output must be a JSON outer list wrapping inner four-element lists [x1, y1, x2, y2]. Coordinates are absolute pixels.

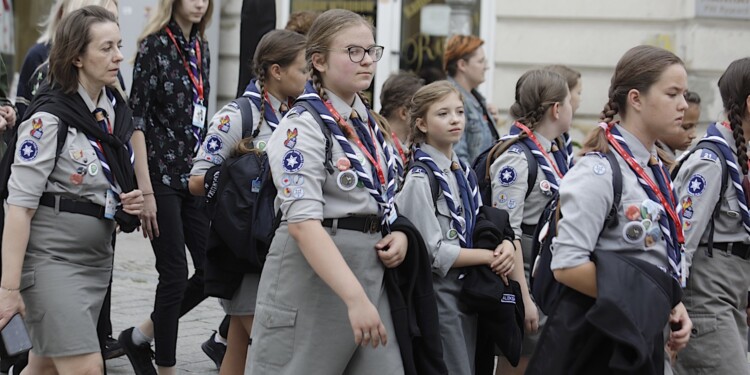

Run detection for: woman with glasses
[[247, 9, 408, 375]]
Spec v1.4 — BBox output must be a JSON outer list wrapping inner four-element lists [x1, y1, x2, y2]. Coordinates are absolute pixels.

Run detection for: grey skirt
[[20, 206, 114, 357], [220, 273, 260, 315]]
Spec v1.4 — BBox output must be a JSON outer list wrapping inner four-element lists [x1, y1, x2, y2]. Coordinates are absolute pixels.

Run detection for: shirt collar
[[616, 124, 657, 166], [166, 19, 197, 46], [420, 143, 459, 170], [77, 84, 107, 113], [326, 90, 369, 123], [533, 131, 553, 152]]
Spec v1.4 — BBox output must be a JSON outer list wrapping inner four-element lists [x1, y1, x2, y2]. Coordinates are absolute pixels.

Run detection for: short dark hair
[[48, 6, 118, 94], [379, 71, 423, 119], [684, 90, 701, 105]]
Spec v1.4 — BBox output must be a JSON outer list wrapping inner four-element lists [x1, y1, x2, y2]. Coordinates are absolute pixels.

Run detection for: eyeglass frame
[[330, 45, 385, 63]]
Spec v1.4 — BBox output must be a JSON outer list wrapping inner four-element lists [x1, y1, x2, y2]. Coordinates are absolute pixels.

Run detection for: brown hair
[[307, 9, 387, 140], [500, 70, 569, 153], [236, 30, 306, 155], [380, 71, 424, 119], [49, 5, 118, 94], [718, 58, 750, 174], [581, 45, 684, 155], [543, 64, 581, 91], [407, 80, 462, 147], [685, 90, 701, 105], [285, 11, 319, 35]]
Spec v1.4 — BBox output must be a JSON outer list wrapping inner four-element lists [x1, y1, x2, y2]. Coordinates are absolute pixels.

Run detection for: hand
[[490, 240, 515, 276], [0, 289, 25, 329], [665, 343, 678, 365], [667, 302, 692, 353], [0, 106, 14, 128], [139, 194, 159, 239], [523, 295, 540, 334], [346, 295, 387, 348], [376, 231, 407, 268], [120, 189, 144, 216], [0, 116, 6, 133]]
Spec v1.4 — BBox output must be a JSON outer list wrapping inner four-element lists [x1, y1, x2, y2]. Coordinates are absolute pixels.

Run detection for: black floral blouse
[[130, 19, 210, 190]]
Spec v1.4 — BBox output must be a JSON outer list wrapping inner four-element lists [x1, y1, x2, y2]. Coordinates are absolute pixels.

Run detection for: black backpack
[[670, 140, 728, 255], [529, 151, 622, 315], [206, 98, 333, 272], [472, 140, 538, 205]]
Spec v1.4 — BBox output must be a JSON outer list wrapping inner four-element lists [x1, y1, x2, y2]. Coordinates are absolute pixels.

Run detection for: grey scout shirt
[[8, 84, 113, 209], [551, 125, 670, 272], [191, 84, 279, 175], [490, 132, 562, 240], [266, 91, 391, 223], [396, 143, 481, 277], [672, 124, 750, 270]]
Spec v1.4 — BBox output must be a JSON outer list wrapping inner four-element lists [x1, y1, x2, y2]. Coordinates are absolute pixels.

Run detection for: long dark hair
[[718, 58, 750, 174]]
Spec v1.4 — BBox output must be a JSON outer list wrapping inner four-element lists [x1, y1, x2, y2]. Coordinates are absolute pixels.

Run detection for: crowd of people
[[0, 1, 748, 375]]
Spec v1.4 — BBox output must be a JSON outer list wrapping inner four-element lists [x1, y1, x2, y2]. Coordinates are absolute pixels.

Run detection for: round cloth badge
[[641, 219, 652, 230], [88, 163, 100, 176], [644, 226, 661, 248], [497, 193, 508, 205], [280, 174, 292, 187], [204, 135, 223, 154], [336, 157, 351, 171], [282, 149, 304, 173], [337, 170, 358, 191], [446, 228, 459, 240], [18, 140, 39, 161], [623, 221, 646, 244], [292, 187, 304, 199], [498, 166, 517, 187], [539, 180, 552, 196], [292, 174, 304, 186], [625, 204, 641, 221], [683, 220, 693, 232], [593, 162, 607, 175], [507, 199, 517, 209], [257, 141, 267, 152], [640, 199, 662, 222], [687, 174, 707, 197]]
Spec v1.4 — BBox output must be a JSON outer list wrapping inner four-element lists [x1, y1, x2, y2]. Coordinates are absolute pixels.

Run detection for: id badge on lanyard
[[192, 101, 207, 128], [104, 188, 117, 219]]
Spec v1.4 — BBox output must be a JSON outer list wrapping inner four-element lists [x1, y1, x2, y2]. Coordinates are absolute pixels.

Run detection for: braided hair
[[718, 58, 750, 175], [582, 45, 683, 155]]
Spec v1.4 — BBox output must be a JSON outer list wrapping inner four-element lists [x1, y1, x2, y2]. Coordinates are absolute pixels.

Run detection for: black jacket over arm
[[527, 251, 682, 375], [384, 215, 448, 375]]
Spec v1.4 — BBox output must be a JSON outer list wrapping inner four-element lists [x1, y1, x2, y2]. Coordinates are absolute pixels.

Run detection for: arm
[[553, 262, 598, 298], [0, 205, 34, 327], [131, 130, 158, 239], [289, 220, 387, 348]]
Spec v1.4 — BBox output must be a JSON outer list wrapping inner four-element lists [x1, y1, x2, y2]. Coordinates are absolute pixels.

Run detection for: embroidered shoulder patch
[[204, 135, 223, 154], [30, 118, 44, 139], [507, 145, 522, 154], [687, 174, 707, 196], [498, 166, 517, 186], [699, 149, 718, 163], [282, 149, 304, 173], [217, 115, 231, 133], [19, 140, 39, 161]]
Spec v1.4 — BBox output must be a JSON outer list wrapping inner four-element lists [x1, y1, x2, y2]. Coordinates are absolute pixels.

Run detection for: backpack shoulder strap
[[603, 150, 623, 229], [55, 120, 69, 164], [517, 142, 538, 199], [233, 97, 255, 139], [295, 101, 334, 174], [409, 160, 439, 204], [695, 141, 728, 254]]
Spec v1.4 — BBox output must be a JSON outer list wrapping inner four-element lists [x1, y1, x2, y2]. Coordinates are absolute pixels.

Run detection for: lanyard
[[514, 122, 564, 178], [391, 132, 407, 166], [164, 27, 204, 102], [323, 101, 386, 185], [605, 128, 684, 244]]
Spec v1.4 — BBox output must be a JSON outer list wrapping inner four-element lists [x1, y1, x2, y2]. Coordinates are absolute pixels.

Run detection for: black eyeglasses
[[333, 45, 385, 63]]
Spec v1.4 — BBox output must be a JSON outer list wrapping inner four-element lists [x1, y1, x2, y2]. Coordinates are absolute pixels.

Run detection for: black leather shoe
[[201, 331, 227, 370], [103, 335, 125, 360], [118, 327, 156, 375]]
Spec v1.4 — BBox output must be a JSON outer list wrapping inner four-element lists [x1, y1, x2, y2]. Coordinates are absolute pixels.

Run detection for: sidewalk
[[107, 232, 225, 374]]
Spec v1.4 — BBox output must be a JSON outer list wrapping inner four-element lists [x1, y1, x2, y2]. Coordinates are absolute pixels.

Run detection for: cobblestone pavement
[[107, 232, 225, 374]]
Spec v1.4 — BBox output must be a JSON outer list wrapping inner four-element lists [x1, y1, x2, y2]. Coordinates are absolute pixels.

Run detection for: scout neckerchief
[[606, 123, 684, 283], [562, 131, 575, 167], [509, 122, 569, 193], [87, 108, 118, 192], [413, 146, 480, 247], [242, 80, 292, 135], [296, 83, 397, 227], [165, 26, 204, 153], [700, 122, 750, 234]]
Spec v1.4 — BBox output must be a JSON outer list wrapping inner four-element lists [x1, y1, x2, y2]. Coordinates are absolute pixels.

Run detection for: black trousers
[[149, 182, 210, 367]]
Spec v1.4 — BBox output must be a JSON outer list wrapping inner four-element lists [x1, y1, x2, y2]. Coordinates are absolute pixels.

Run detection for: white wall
[[492, 0, 750, 142]]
